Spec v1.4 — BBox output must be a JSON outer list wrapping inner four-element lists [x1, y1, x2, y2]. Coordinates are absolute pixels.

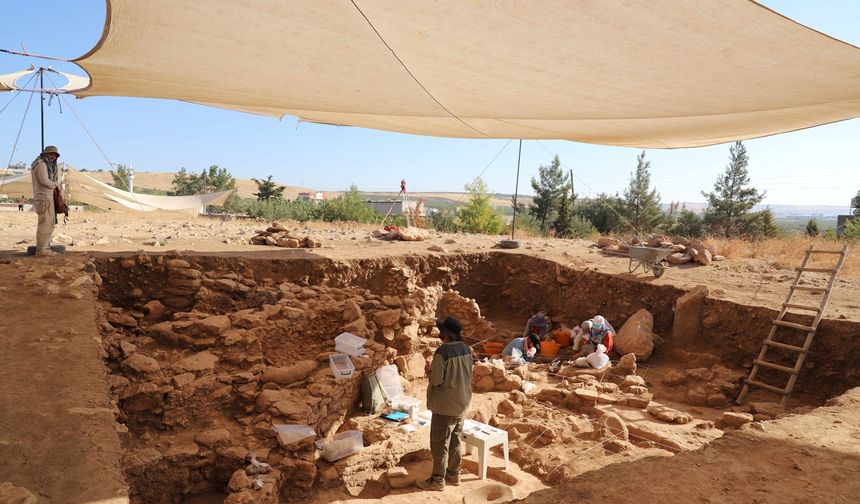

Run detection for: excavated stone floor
[[3, 250, 859, 504]]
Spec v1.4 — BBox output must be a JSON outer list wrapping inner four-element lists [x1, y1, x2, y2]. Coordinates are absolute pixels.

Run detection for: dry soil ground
[[0, 210, 858, 504]]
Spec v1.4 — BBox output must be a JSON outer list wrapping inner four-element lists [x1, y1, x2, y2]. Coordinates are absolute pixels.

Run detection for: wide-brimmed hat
[[436, 316, 463, 336], [42, 145, 60, 157]]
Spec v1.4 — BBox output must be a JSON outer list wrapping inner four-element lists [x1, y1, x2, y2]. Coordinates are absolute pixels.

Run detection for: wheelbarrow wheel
[[652, 263, 666, 278]]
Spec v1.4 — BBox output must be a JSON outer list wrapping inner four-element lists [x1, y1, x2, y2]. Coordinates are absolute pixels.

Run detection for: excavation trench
[[93, 252, 860, 503]]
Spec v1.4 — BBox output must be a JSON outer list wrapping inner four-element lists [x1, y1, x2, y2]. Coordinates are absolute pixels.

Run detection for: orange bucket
[[553, 328, 572, 347], [541, 341, 561, 358], [483, 341, 505, 355]]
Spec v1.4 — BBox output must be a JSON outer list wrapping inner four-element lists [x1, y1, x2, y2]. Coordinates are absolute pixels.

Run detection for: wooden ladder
[[737, 244, 849, 406]]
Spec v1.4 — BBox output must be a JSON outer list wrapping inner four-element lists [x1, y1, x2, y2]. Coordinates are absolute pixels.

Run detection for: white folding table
[[461, 419, 509, 479]]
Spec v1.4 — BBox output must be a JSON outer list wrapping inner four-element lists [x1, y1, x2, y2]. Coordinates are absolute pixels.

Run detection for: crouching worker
[[502, 332, 541, 363], [572, 315, 615, 358], [417, 316, 473, 491]]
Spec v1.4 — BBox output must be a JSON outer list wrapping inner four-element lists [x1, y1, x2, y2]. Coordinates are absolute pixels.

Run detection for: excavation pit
[[91, 251, 860, 503]]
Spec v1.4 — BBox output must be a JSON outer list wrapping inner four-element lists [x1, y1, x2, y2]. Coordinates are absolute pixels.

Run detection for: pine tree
[[619, 151, 663, 234], [743, 209, 780, 239], [702, 141, 765, 237], [457, 177, 506, 234], [252, 175, 286, 201], [805, 219, 819, 237], [553, 191, 574, 237], [529, 155, 568, 233], [671, 210, 704, 237]]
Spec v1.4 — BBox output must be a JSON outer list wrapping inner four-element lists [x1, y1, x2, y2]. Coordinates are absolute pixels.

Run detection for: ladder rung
[[772, 320, 816, 332], [754, 359, 797, 374], [807, 249, 844, 255], [763, 340, 805, 352], [782, 303, 821, 312], [789, 285, 826, 293], [795, 267, 838, 273], [746, 379, 787, 395]]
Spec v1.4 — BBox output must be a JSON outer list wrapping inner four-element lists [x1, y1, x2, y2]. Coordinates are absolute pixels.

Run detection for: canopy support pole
[[510, 139, 523, 240], [39, 68, 44, 151]]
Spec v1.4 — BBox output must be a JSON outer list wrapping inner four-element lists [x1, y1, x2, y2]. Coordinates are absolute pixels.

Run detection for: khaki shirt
[[30, 158, 56, 204], [426, 341, 473, 417]]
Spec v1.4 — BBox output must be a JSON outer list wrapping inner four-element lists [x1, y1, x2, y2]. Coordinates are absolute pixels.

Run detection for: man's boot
[[415, 476, 445, 491]]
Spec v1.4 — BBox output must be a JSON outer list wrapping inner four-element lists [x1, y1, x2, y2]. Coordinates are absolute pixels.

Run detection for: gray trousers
[[430, 413, 464, 480]]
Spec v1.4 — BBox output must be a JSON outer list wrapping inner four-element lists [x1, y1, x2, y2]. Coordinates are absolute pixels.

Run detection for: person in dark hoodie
[[416, 316, 473, 491]]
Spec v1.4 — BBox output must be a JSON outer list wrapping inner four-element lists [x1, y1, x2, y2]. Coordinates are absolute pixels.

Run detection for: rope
[[0, 76, 36, 194], [348, 0, 489, 138], [0, 72, 38, 116]]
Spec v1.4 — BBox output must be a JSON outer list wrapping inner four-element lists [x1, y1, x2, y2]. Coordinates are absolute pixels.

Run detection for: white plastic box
[[392, 395, 422, 419], [320, 430, 363, 462], [335, 332, 366, 356], [272, 424, 316, 447], [329, 354, 355, 379]]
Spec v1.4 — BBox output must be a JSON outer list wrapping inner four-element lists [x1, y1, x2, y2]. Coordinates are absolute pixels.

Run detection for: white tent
[[70, 0, 860, 148]]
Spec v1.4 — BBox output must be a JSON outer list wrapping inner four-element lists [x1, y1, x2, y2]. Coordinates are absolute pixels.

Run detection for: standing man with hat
[[417, 315, 473, 491], [30, 146, 60, 256]]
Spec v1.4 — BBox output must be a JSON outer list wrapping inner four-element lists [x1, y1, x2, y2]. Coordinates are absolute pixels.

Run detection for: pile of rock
[[249, 223, 322, 248], [660, 364, 746, 407], [371, 227, 429, 241], [596, 234, 725, 266]]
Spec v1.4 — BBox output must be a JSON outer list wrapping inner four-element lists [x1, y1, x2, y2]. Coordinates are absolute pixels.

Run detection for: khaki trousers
[[430, 413, 464, 480], [34, 197, 55, 251]]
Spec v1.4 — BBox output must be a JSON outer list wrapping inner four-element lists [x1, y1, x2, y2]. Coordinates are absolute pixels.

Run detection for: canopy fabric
[[0, 67, 89, 92], [68, 169, 232, 212], [71, 0, 860, 148], [1, 168, 231, 212]]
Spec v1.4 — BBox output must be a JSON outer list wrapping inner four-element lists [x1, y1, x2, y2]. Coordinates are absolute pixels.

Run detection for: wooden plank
[[782, 303, 820, 312], [772, 319, 816, 332], [807, 249, 845, 255], [795, 267, 838, 273], [754, 359, 797, 374], [763, 340, 805, 352], [789, 285, 826, 293], [746, 379, 787, 395]]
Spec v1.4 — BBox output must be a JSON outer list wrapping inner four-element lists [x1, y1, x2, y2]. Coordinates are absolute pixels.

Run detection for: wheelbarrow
[[628, 245, 672, 278]]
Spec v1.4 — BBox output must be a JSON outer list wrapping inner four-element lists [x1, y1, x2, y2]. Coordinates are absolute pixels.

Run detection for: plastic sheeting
[[0, 168, 232, 212], [70, 0, 860, 148]]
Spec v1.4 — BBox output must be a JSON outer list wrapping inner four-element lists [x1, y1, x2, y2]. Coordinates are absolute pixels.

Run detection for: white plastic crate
[[335, 332, 366, 356], [320, 430, 363, 462], [272, 424, 315, 447], [329, 353, 355, 379], [392, 395, 422, 419]]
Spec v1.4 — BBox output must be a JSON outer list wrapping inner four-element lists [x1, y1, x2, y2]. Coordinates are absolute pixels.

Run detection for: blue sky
[[1, 1, 858, 207]]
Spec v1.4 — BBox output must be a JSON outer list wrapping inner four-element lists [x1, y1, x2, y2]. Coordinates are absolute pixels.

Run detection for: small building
[[298, 191, 326, 203], [364, 199, 423, 216]]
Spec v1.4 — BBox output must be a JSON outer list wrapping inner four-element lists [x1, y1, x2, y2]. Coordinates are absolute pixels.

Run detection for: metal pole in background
[[510, 139, 523, 240], [39, 68, 44, 151]]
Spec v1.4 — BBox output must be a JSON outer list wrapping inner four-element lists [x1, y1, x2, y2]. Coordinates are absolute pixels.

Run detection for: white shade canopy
[[67, 0, 860, 148]]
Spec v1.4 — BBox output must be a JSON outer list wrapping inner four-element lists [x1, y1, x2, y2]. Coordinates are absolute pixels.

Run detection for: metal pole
[[511, 139, 523, 240], [39, 68, 44, 151]]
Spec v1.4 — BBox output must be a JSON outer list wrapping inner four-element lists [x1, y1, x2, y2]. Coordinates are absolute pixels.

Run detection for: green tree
[[805, 219, 820, 237], [553, 190, 574, 237], [702, 141, 765, 237], [170, 165, 236, 196], [110, 164, 131, 190], [529, 155, 569, 233], [851, 190, 860, 216], [671, 209, 704, 237], [429, 206, 459, 233], [457, 177, 506, 234], [575, 193, 622, 234], [619, 151, 663, 234], [320, 185, 377, 223], [842, 217, 860, 240], [252, 175, 285, 201], [742, 209, 780, 239]]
